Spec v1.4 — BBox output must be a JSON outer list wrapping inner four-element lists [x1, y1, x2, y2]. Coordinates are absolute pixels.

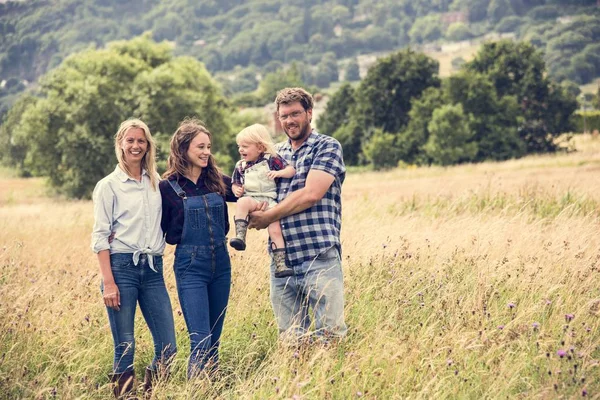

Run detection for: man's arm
[[248, 169, 334, 229]]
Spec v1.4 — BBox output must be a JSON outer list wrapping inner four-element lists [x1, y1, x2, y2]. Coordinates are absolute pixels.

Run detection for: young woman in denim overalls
[[91, 119, 177, 398], [159, 118, 237, 378]]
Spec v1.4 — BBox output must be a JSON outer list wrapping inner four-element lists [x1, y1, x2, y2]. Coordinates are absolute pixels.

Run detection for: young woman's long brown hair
[[163, 118, 226, 195]]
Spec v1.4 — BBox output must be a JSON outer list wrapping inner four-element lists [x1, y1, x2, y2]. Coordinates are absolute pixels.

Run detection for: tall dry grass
[[1, 136, 599, 399]]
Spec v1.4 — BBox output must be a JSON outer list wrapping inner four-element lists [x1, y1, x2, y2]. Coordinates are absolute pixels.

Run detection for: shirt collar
[[282, 129, 318, 152], [114, 165, 148, 182], [244, 153, 267, 168]]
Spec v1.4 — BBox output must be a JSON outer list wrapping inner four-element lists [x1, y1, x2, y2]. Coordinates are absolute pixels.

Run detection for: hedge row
[[570, 111, 600, 133]]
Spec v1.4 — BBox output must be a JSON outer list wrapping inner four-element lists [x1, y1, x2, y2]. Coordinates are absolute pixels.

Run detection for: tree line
[[317, 40, 577, 169], [0, 35, 246, 199], [1, 0, 599, 118], [0, 35, 580, 199]]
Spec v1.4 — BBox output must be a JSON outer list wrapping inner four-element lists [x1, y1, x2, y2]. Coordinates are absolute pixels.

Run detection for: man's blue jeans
[[270, 246, 347, 339], [103, 253, 177, 374]]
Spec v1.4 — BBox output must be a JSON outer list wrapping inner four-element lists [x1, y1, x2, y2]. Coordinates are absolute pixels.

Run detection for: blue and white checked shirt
[[276, 130, 345, 266]]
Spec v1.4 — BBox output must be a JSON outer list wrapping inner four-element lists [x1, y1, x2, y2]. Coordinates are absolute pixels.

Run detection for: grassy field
[[1, 135, 599, 399]]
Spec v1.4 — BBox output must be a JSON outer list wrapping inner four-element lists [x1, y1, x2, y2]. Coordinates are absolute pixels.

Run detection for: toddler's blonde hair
[[236, 124, 277, 155]]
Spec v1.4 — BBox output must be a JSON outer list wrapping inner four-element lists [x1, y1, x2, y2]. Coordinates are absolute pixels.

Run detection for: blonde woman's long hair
[[114, 118, 159, 190], [236, 124, 277, 156], [163, 118, 226, 196]]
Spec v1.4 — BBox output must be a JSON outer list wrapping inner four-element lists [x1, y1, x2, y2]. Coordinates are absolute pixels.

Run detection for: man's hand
[[248, 209, 272, 230], [248, 201, 270, 229]]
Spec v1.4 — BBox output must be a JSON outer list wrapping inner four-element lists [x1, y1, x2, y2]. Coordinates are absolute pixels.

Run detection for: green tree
[[446, 23, 473, 41], [0, 94, 38, 175], [344, 58, 360, 81], [466, 40, 576, 153], [362, 129, 399, 170], [396, 87, 444, 165], [317, 83, 356, 137], [314, 52, 339, 88], [560, 80, 581, 98], [332, 119, 364, 166], [256, 63, 305, 104], [0, 36, 232, 198], [452, 0, 490, 22], [487, 0, 514, 24], [355, 49, 440, 135], [423, 103, 478, 165], [444, 72, 524, 161], [331, 5, 351, 25], [409, 15, 442, 44], [495, 16, 523, 33]]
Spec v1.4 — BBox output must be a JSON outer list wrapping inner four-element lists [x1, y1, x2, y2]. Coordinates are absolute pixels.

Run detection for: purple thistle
[[557, 349, 567, 358], [508, 302, 516, 309], [582, 388, 587, 396], [498, 325, 504, 330], [532, 322, 540, 330], [565, 314, 575, 322]]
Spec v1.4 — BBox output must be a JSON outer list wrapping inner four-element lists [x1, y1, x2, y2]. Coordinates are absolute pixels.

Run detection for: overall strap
[[168, 178, 187, 199]]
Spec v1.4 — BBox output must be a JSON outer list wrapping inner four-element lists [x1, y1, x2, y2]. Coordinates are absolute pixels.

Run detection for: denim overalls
[[168, 179, 231, 378]]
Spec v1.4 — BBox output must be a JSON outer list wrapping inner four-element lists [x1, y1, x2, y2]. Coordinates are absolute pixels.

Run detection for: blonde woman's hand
[[103, 281, 121, 311]]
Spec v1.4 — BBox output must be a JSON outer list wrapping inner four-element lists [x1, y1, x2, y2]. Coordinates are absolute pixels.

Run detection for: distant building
[[333, 24, 343, 37], [441, 11, 468, 26]]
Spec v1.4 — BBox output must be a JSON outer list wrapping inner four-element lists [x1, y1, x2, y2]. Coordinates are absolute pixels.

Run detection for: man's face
[[278, 101, 312, 144]]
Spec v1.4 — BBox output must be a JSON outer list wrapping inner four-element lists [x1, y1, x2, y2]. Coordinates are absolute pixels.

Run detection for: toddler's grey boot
[[229, 219, 248, 251], [273, 248, 294, 278]]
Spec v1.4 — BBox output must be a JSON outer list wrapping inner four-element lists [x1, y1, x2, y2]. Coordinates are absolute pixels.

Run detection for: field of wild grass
[[1, 135, 599, 399]]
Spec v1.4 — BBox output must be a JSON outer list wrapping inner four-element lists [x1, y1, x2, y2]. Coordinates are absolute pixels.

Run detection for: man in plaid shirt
[[249, 87, 347, 340]]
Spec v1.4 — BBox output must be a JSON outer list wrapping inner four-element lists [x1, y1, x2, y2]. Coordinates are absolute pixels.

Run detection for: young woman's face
[[238, 140, 264, 163], [121, 127, 148, 165], [187, 132, 211, 171]]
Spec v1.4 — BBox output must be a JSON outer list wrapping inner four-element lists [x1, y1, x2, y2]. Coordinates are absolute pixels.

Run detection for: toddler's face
[[238, 140, 263, 163]]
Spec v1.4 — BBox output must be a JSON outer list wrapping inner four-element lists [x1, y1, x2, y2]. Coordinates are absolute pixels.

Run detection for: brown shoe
[[110, 370, 135, 399]]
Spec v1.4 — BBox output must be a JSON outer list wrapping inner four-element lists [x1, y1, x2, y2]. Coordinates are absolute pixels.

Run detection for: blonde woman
[[91, 119, 176, 398], [229, 124, 295, 277]]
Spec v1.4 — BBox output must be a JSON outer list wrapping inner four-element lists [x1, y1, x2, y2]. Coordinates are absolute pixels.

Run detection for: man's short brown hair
[[275, 87, 314, 112]]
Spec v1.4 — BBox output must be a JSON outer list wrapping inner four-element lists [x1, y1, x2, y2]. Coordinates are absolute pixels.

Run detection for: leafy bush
[[527, 5, 559, 20], [423, 103, 478, 166], [446, 23, 473, 41], [571, 111, 600, 133], [362, 129, 399, 170], [495, 16, 523, 33]]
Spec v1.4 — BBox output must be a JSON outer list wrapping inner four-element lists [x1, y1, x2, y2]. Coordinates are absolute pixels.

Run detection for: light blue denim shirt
[[91, 165, 165, 271]]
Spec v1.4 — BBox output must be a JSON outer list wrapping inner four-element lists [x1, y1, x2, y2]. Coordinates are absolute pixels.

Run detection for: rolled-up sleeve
[[311, 139, 346, 177], [91, 180, 114, 253]]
